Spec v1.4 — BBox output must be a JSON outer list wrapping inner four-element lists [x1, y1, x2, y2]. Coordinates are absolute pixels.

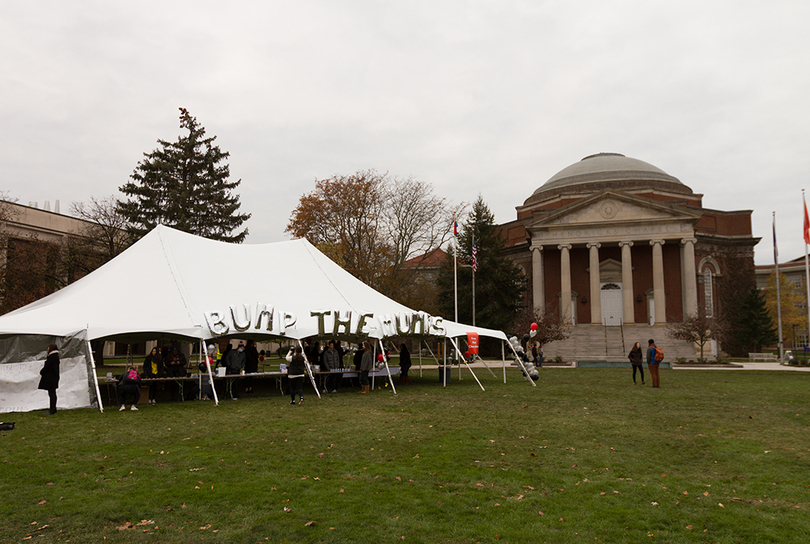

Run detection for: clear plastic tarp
[[0, 331, 98, 413]]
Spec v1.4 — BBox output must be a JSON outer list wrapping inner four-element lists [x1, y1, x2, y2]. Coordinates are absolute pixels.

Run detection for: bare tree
[[70, 196, 134, 265], [286, 170, 461, 299], [666, 313, 727, 361]]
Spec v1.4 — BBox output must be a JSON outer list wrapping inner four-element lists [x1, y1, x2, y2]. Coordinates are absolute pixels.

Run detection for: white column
[[587, 242, 601, 324], [530, 244, 545, 314], [559, 244, 572, 323], [619, 241, 635, 324], [650, 240, 667, 324], [681, 237, 698, 317]]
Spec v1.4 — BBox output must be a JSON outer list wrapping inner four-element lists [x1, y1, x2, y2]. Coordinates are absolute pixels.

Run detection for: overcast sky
[[2, 0, 809, 265]]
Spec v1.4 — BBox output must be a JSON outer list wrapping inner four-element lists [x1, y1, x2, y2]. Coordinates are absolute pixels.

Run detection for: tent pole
[[423, 341, 440, 364], [85, 333, 104, 413], [197, 339, 203, 400], [475, 353, 498, 379], [203, 338, 220, 405], [418, 339, 423, 377], [200, 338, 218, 404], [501, 341, 506, 383], [298, 339, 321, 399], [377, 338, 397, 394], [371, 342, 377, 391], [448, 336, 484, 391], [443, 338, 447, 387]]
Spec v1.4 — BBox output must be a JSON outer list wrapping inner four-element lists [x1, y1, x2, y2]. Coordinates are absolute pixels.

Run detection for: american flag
[[472, 243, 478, 273], [804, 192, 810, 245]]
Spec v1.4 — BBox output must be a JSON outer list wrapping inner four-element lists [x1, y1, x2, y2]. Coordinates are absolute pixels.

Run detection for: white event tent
[[0, 225, 518, 413]]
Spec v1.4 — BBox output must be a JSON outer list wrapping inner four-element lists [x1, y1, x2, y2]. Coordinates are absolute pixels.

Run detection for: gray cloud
[[2, 0, 808, 264]]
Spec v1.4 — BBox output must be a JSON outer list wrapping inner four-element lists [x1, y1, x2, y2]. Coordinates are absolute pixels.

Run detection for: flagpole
[[453, 211, 458, 323], [472, 233, 476, 327], [804, 190, 810, 356], [774, 211, 784, 362]]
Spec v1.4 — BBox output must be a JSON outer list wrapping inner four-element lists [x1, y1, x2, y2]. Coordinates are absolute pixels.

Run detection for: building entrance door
[[601, 283, 623, 325]]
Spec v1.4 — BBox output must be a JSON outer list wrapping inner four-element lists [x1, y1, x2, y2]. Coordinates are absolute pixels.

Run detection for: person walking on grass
[[285, 346, 307, 405], [647, 339, 661, 388], [628, 342, 645, 385]]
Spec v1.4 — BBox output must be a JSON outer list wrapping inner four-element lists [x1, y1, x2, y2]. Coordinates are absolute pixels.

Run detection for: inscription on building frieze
[[540, 222, 690, 241]]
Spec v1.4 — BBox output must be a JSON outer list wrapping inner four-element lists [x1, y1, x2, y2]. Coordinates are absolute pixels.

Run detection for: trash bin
[[439, 365, 451, 384]]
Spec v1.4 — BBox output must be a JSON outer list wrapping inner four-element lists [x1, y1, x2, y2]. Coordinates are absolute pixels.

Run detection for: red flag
[[804, 194, 810, 245]]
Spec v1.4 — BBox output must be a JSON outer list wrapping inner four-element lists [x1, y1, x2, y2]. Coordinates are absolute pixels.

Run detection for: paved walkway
[[673, 361, 810, 372], [423, 360, 810, 372]]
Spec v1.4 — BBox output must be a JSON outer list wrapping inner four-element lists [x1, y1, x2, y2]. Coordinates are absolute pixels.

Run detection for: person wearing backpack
[[647, 339, 662, 388]]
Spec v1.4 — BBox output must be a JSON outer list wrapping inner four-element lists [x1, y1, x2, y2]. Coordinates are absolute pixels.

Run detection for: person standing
[[285, 346, 307, 405], [244, 340, 260, 393], [647, 339, 661, 388], [323, 340, 340, 393], [628, 342, 645, 385], [398, 343, 411, 385], [359, 341, 373, 394], [224, 342, 246, 399], [38, 344, 60, 415], [142, 347, 164, 404]]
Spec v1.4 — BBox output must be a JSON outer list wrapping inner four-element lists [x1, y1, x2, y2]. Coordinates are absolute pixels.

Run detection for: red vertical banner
[[466, 332, 479, 354]]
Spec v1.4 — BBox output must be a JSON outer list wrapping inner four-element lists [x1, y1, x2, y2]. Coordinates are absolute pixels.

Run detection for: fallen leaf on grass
[[305, 521, 316, 526], [538, 511, 544, 516], [37, 500, 47, 505], [718, 503, 725, 508], [284, 507, 292, 512], [686, 525, 693, 529], [200, 524, 211, 530]]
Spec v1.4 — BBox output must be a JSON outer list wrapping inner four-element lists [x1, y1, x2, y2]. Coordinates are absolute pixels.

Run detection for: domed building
[[500, 153, 759, 360]]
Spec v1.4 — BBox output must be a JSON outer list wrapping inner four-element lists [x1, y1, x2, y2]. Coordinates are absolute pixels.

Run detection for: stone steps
[[542, 324, 698, 362]]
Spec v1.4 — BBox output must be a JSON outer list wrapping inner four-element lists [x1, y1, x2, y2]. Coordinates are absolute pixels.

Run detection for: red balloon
[[530, 322, 538, 331], [377, 353, 384, 362]]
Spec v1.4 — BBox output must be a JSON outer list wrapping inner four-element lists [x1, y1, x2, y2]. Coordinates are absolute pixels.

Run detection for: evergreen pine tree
[[117, 108, 250, 242], [437, 196, 525, 334], [733, 288, 778, 353]]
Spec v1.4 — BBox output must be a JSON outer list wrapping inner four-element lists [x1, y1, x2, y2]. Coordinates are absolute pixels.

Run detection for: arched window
[[703, 268, 714, 317]]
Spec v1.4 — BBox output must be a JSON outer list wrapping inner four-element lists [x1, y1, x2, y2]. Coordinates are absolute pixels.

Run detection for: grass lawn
[[2, 367, 810, 543]]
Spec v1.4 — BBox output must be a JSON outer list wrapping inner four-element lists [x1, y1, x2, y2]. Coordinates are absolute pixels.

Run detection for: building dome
[[524, 153, 692, 207]]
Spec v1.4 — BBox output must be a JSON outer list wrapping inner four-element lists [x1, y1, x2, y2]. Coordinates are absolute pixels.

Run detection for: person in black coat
[[38, 343, 60, 415], [628, 342, 645, 385], [244, 340, 260, 393], [142, 347, 164, 404], [118, 366, 142, 411]]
